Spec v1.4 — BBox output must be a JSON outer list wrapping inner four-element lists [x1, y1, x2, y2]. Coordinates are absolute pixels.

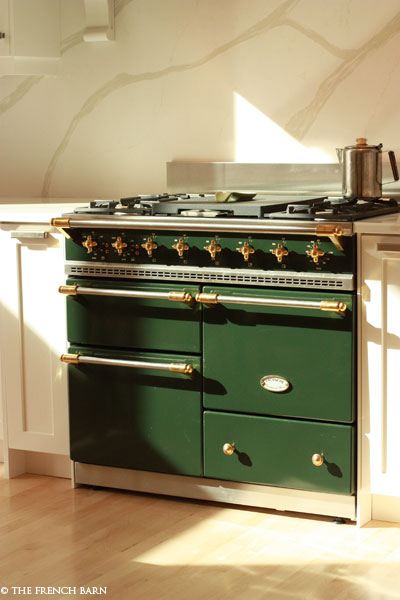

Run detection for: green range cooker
[[51, 194, 399, 521]]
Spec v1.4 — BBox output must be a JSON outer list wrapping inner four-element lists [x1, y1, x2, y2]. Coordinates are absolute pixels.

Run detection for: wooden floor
[[1, 467, 400, 600]]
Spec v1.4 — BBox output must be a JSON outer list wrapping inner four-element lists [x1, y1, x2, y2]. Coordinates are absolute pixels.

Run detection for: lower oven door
[[202, 286, 354, 423], [67, 346, 202, 477]]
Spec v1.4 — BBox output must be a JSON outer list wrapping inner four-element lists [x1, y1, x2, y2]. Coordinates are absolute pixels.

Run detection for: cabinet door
[[0, 0, 60, 75], [0, 226, 69, 455], [361, 235, 400, 498]]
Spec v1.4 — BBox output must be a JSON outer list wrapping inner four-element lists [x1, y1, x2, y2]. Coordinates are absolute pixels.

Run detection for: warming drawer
[[202, 286, 355, 423], [203, 411, 355, 494], [67, 346, 202, 476], [64, 278, 202, 353]]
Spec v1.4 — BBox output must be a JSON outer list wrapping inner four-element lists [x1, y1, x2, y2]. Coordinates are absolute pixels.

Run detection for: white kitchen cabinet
[[360, 234, 400, 522], [0, 222, 70, 478], [0, 0, 60, 75]]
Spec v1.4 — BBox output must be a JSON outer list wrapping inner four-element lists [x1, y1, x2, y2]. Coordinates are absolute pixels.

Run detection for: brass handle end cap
[[223, 443, 235, 456], [312, 453, 324, 467], [60, 353, 80, 365]]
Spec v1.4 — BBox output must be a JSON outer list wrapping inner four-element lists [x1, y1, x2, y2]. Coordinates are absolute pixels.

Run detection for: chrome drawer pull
[[10, 231, 48, 239], [195, 293, 347, 314], [376, 243, 400, 254], [60, 353, 193, 375], [58, 285, 193, 303]]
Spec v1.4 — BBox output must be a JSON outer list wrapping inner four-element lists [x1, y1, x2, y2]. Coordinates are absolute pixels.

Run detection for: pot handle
[[382, 150, 400, 185]]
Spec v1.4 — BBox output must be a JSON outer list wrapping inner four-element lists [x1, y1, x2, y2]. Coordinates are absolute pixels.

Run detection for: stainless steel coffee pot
[[336, 138, 399, 199]]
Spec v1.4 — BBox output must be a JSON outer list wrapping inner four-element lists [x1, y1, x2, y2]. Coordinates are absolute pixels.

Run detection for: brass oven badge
[[260, 375, 290, 393]]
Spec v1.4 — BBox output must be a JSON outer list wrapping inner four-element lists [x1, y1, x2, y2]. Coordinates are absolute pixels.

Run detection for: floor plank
[[1, 468, 400, 599]]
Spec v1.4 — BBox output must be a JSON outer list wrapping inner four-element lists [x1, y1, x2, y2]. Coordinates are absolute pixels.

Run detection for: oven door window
[[202, 286, 354, 423], [68, 347, 202, 477]]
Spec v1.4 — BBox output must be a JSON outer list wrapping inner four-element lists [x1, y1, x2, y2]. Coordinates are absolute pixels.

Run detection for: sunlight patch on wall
[[234, 93, 331, 164]]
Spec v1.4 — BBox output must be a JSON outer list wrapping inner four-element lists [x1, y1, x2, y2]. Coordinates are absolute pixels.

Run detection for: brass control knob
[[141, 237, 158, 257], [237, 241, 255, 262], [271, 243, 289, 263], [82, 235, 98, 254], [222, 443, 235, 456], [307, 243, 325, 264], [204, 240, 222, 260], [172, 238, 189, 257], [311, 453, 324, 467], [111, 236, 128, 255]]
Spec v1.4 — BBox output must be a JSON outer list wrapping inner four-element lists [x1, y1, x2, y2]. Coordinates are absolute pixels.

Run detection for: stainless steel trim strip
[[74, 461, 357, 520], [166, 162, 344, 195], [166, 160, 400, 196], [58, 214, 354, 236], [65, 261, 355, 290], [61, 354, 193, 374]]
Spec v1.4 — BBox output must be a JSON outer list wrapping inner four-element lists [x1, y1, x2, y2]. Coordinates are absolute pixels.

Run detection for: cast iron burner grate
[[268, 197, 399, 221], [73, 194, 399, 221]]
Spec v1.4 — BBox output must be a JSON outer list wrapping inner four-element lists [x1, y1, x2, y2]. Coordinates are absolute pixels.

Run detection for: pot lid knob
[[356, 137, 367, 145]]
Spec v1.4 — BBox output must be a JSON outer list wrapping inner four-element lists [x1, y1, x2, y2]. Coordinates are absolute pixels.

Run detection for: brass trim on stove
[[58, 285, 194, 304], [196, 293, 347, 313], [204, 240, 222, 260], [60, 353, 194, 375], [195, 293, 219, 304], [236, 241, 255, 261], [270, 243, 289, 263], [320, 300, 347, 313], [167, 291, 194, 304], [222, 443, 236, 456], [172, 238, 190, 257], [50, 217, 72, 239], [315, 225, 344, 251], [58, 285, 78, 295], [306, 243, 325, 264], [312, 453, 325, 467], [60, 353, 80, 365]]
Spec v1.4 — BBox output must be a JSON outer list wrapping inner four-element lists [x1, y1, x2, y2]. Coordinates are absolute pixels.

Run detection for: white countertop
[[0, 199, 90, 224], [1, 199, 400, 234], [353, 211, 400, 235]]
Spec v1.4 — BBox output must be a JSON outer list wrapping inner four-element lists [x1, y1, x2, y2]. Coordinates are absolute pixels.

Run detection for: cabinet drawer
[[68, 346, 202, 477], [65, 279, 201, 353], [203, 286, 354, 422], [204, 411, 355, 494]]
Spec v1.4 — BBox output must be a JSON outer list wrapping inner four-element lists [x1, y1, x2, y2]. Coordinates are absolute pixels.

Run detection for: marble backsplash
[[1, 0, 400, 199]]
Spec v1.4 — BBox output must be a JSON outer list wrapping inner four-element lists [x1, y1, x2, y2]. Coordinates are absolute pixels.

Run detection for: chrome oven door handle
[[60, 354, 193, 375], [58, 285, 194, 303], [195, 293, 347, 314]]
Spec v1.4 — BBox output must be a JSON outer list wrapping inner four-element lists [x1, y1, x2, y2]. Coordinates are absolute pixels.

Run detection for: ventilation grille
[[66, 263, 354, 290]]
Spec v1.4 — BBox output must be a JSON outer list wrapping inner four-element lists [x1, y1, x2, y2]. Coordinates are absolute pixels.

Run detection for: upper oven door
[[201, 286, 355, 423], [64, 278, 201, 353]]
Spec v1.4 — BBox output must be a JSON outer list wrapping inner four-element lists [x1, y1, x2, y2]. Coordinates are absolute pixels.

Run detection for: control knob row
[[81, 236, 326, 264]]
